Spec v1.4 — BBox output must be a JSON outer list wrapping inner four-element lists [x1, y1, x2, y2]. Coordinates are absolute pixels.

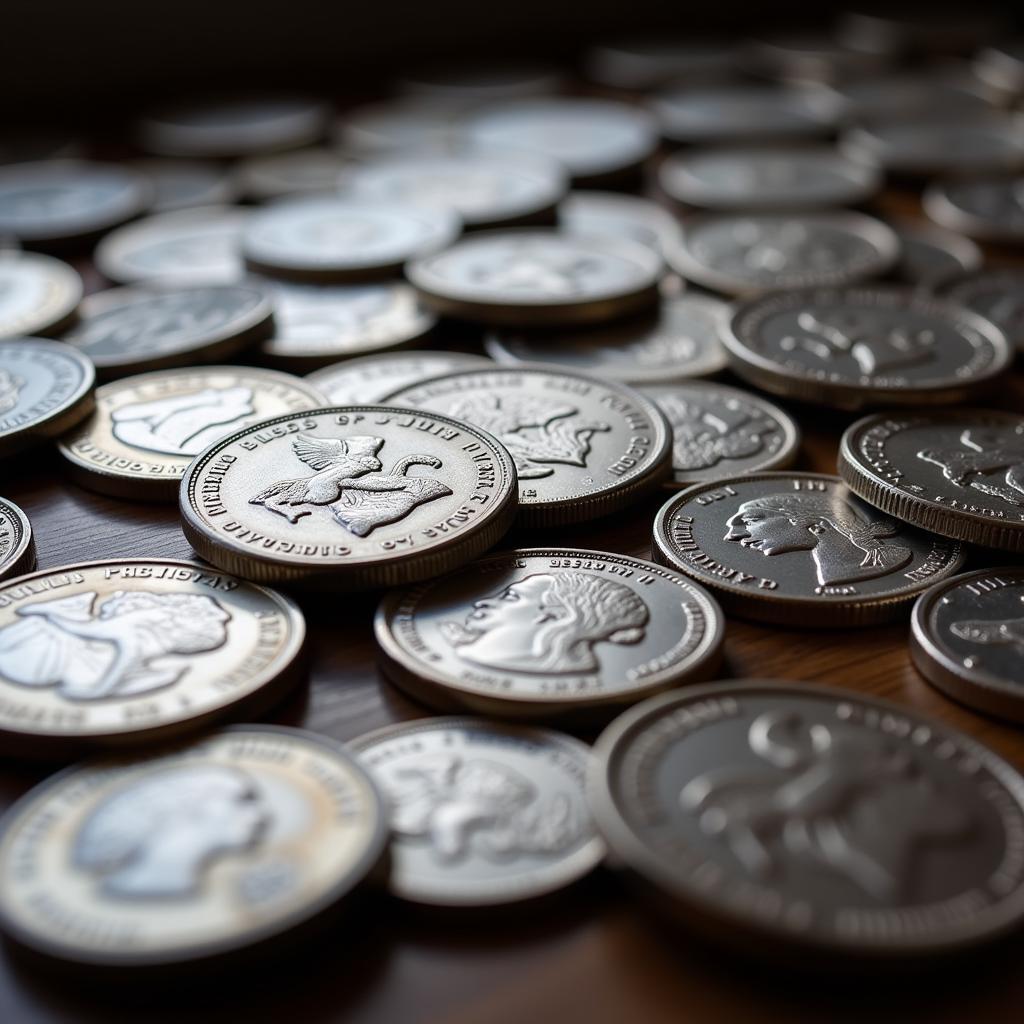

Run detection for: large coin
[[58, 367, 326, 500], [890, 222, 982, 289], [180, 406, 518, 587], [924, 176, 1024, 245], [0, 725, 387, 966], [723, 287, 1011, 409], [351, 718, 603, 905], [0, 251, 82, 339], [652, 472, 965, 625], [940, 269, 1024, 354], [589, 680, 1024, 959], [385, 367, 671, 524], [838, 410, 1024, 552], [558, 191, 682, 256], [235, 147, 350, 202], [375, 548, 724, 719], [0, 498, 35, 582]]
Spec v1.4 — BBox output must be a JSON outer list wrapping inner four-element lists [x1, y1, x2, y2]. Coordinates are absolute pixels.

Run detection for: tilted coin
[[0, 498, 35, 582], [940, 270, 1024, 354], [351, 718, 603, 905], [723, 287, 1011, 409], [385, 367, 672, 525], [974, 42, 1024, 95], [924, 176, 1024, 246], [558, 191, 682, 256], [375, 548, 724, 719], [832, 67, 1001, 121], [0, 251, 82, 339], [668, 212, 899, 297], [135, 159, 238, 212], [584, 37, 738, 90], [838, 410, 1024, 552], [58, 367, 326, 500], [396, 64, 563, 103], [0, 338, 94, 457], [63, 285, 274, 379], [180, 405, 517, 588], [652, 472, 965, 626], [890, 222, 982, 290], [589, 680, 1024, 959], [406, 229, 662, 327], [0, 725, 387, 966], [235, 148, 350, 202], [337, 99, 465, 153]]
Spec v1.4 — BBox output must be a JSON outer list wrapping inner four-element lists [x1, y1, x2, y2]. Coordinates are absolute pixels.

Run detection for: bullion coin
[[385, 367, 672, 525], [924, 176, 1024, 245], [652, 472, 965, 625], [180, 406, 517, 587], [375, 548, 724, 719], [590, 680, 1024, 959], [235, 148, 350, 202], [558, 191, 682, 256], [0, 725, 387, 966], [0, 498, 35, 582], [940, 270, 1024, 354], [135, 159, 238, 212], [351, 718, 603, 905], [584, 37, 738, 90], [890, 222, 982, 289], [0, 251, 82, 339]]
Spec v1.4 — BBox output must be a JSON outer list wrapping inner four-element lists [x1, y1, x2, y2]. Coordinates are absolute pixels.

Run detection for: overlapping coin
[[558, 191, 682, 256], [0, 498, 35, 582], [891, 223, 982, 289], [940, 269, 1024, 354], [924, 176, 1024, 245], [0, 252, 82, 339]]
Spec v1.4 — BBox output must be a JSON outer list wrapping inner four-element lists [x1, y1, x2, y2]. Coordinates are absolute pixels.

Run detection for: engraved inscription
[[917, 428, 1024, 507]]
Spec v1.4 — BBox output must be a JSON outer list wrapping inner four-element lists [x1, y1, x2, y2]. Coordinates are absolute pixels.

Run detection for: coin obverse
[[180, 406, 518, 588], [58, 366, 326, 500], [589, 680, 1024, 959], [0, 725, 387, 967], [924, 176, 1024, 246], [0, 498, 35, 582], [351, 717, 604, 905], [653, 472, 965, 626], [375, 548, 724, 719], [0, 252, 82, 340], [940, 269, 1024, 354]]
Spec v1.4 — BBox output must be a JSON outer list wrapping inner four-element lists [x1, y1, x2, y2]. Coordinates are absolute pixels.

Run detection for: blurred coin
[[337, 99, 465, 153], [974, 42, 1024, 96], [0, 498, 35, 582], [135, 159, 237, 212], [396, 63, 563, 103], [940, 269, 1024, 354], [0, 725, 387, 966], [745, 32, 889, 84], [924, 176, 1024, 245], [0, 251, 82, 339], [653, 472, 964, 625], [832, 65, 1001, 121], [837, 10, 1000, 57], [558, 191, 681, 255], [584, 37, 738, 90], [0, 131, 78, 166], [351, 717, 602, 904], [890, 222, 983, 289], [236, 148, 349, 203], [375, 548, 724, 718]]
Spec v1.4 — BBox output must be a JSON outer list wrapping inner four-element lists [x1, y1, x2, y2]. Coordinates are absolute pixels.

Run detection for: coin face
[[891, 222, 982, 289], [0, 251, 82, 339], [653, 472, 965, 625], [136, 159, 237, 212], [558, 191, 682, 255], [0, 498, 35, 582], [590, 680, 1024, 958], [375, 548, 724, 718], [0, 726, 387, 966], [63, 285, 274, 378], [385, 367, 672, 524], [838, 410, 1024, 552], [668, 212, 898, 296], [724, 287, 1011, 409], [58, 367, 326, 500], [406, 230, 662, 327], [0, 338, 95, 456], [236, 148, 349, 202], [351, 718, 603, 905], [924, 176, 1024, 245], [941, 269, 1024, 354], [180, 406, 517, 587]]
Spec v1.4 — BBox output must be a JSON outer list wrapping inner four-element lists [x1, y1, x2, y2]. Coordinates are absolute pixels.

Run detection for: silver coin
[[0, 132, 78, 166], [0, 497, 35, 582], [584, 37, 738, 90], [235, 148, 350, 203], [973, 42, 1024, 95], [724, 286, 1011, 409], [890, 222, 982, 289], [744, 32, 890, 84], [940, 270, 1024, 354], [350, 718, 602, 905], [832, 66, 1001, 121], [590, 679, 1024, 958], [375, 548, 724, 719], [337, 99, 465, 153], [0, 251, 82, 339], [558, 191, 682, 256], [134, 159, 238, 213], [924, 176, 1024, 245], [668, 212, 898, 297], [396, 64, 563, 103]]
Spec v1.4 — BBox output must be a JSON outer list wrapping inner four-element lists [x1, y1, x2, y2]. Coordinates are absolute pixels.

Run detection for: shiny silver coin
[[940, 270, 1024, 354], [0, 251, 82, 339], [135, 159, 238, 213], [0, 497, 35, 582], [832, 66, 1002, 121], [351, 718, 603, 905], [924, 176, 1024, 245], [890, 222, 982, 289], [558, 191, 682, 256], [724, 286, 1011, 409], [667, 212, 898, 297], [584, 37, 738, 90], [396, 64, 563, 103], [337, 99, 465, 153], [590, 680, 1024, 959], [744, 32, 890, 84], [375, 548, 724, 719], [973, 42, 1024, 95], [235, 148, 350, 203]]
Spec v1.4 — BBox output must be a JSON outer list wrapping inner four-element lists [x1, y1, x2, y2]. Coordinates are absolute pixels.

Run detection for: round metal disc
[[235, 148, 349, 202], [940, 269, 1024, 354], [135, 159, 238, 213], [0, 251, 82, 339], [924, 176, 1024, 246], [558, 191, 682, 256], [890, 222, 982, 289], [0, 497, 35, 582]]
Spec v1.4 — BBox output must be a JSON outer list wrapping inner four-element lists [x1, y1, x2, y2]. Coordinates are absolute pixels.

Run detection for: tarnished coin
[[375, 548, 724, 719], [589, 680, 1024, 959], [406, 229, 662, 327], [653, 472, 965, 625], [940, 270, 1024, 354], [0, 725, 387, 966], [135, 159, 237, 212], [385, 367, 672, 525], [63, 285, 273, 379], [235, 148, 349, 202], [180, 406, 517, 588], [838, 410, 1024, 552], [0, 251, 82, 339], [831, 66, 1000, 121], [558, 191, 682, 256], [890, 222, 982, 289], [668, 212, 898, 297], [58, 367, 325, 500], [585, 37, 738, 90], [0, 338, 94, 457], [723, 287, 1011, 409], [0, 498, 35, 582], [925, 177, 1024, 246], [351, 718, 603, 905]]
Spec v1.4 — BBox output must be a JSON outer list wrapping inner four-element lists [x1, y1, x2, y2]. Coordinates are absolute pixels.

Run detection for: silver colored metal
[[924, 176, 1024, 246], [236, 148, 349, 202], [135, 159, 238, 212], [0, 498, 35, 582], [558, 191, 682, 256], [940, 270, 1024, 354], [584, 37, 738, 90], [890, 222, 982, 289], [0, 251, 82, 339]]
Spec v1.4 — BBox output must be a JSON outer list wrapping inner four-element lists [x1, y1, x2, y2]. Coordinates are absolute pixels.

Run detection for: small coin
[[63, 285, 273, 379], [351, 717, 603, 905], [338, 99, 465, 153], [974, 42, 1024, 95], [235, 148, 350, 202], [832, 66, 1001, 121], [653, 471, 965, 625], [924, 176, 1024, 245], [838, 409, 1024, 552], [558, 191, 682, 256], [135, 159, 238, 212], [180, 405, 517, 587], [584, 37, 738, 90], [890, 222, 982, 289], [58, 366, 325, 500], [397, 63, 563, 103], [589, 679, 1024, 959], [406, 229, 662, 327], [940, 269, 1024, 354], [668, 212, 898, 297], [0, 725, 387, 966], [0, 338, 94, 457], [385, 367, 672, 525], [375, 548, 724, 719], [0, 498, 35, 582], [723, 286, 1011, 409], [0, 251, 82, 339]]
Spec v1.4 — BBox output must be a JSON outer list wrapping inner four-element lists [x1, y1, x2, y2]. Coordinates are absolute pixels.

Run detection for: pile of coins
[[1, 12, 1024, 974]]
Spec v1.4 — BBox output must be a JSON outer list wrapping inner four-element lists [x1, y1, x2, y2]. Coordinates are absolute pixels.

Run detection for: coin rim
[[0, 252, 83, 340], [924, 178, 1024, 245], [0, 498, 35, 583]]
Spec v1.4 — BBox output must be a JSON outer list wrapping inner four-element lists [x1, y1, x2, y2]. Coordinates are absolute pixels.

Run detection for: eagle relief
[[917, 428, 1024, 508]]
